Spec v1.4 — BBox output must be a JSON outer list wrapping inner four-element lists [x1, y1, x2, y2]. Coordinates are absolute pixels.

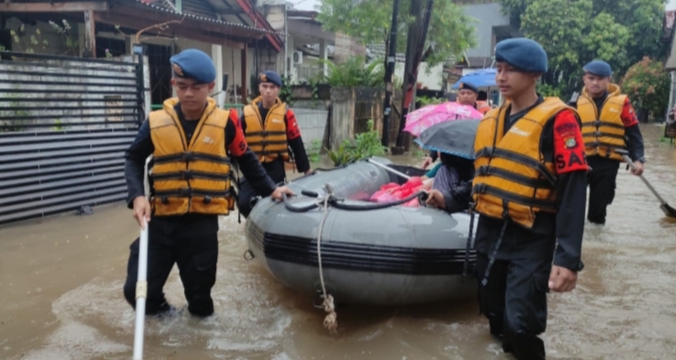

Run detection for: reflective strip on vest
[[148, 97, 234, 217], [472, 97, 573, 229], [243, 97, 289, 162]]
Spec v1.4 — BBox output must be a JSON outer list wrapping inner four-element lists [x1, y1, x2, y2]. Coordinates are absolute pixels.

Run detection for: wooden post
[[241, 43, 248, 104], [83, 10, 96, 58]]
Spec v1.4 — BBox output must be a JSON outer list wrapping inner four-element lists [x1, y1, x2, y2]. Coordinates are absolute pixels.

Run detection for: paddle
[[615, 149, 676, 218], [133, 156, 152, 360]]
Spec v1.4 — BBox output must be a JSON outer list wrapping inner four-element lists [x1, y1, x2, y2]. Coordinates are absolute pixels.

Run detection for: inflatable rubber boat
[[244, 157, 478, 306]]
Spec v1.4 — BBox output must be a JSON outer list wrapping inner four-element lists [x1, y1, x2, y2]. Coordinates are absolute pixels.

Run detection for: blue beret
[[495, 38, 548, 73], [259, 70, 282, 88], [170, 49, 216, 84], [458, 82, 478, 93], [583, 60, 612, 77]]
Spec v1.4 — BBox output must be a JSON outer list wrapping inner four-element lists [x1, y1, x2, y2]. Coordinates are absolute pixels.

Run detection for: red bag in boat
[[370, 177, 424, 207]]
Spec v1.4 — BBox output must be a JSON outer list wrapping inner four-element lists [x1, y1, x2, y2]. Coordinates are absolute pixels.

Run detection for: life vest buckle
[[181, 170, 193, 180], [161, 196, 169, 204], [177, 187, 192, 197], [203, 196, 212, 204], [182, 152, 195, 162]]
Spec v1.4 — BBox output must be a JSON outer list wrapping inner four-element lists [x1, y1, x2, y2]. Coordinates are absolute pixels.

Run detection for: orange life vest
[[243, 97, 289, 163], [472, 97, 575, 228], [577, 84, 627, 161], [148, 97, 234, 217]]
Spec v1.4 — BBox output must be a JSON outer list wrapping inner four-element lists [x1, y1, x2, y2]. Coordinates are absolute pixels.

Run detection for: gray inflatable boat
[[244, 157, 477, 306]]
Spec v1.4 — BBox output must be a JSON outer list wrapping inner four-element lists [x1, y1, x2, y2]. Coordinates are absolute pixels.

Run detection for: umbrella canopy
[[404, 101, 484, 137], [451, 68, 497, 89], [414, 119, 480, 160]]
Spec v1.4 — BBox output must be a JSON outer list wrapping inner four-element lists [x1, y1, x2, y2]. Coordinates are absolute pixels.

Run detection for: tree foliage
[[499, 0, 666, 97], [622, 57, 670, 118], [317, 0, 477, 68], [320, 56, 385, 87]]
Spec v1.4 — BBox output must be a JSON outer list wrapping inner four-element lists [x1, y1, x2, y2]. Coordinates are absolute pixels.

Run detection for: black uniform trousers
[[475, 215, 556, 360], [123, 215, 219, 317], [237, 158, 286, 218], [586, 157, 620, 225]]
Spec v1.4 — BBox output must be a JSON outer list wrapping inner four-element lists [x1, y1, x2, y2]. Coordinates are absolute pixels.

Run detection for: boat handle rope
[[315, 183, 338, 334]]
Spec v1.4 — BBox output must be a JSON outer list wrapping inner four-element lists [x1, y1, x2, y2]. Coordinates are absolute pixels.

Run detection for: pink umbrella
[[403, 102, 484, 137]]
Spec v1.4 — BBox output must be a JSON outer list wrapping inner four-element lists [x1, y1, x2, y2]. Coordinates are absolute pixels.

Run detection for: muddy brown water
[[1, 124, 675, 360]]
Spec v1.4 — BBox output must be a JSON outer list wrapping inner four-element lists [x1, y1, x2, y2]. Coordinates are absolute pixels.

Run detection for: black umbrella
[[414, 119, 480, 160]]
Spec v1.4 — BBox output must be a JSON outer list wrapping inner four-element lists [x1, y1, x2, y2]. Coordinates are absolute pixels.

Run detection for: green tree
[[317, 0, 477, 68], [499, 0, 666, 97], [320, 56, 385, 87], [621, 57, 670, 120]]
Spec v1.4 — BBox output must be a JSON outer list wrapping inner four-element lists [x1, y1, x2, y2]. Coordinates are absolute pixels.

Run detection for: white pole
[[133, 156, 152, 360]]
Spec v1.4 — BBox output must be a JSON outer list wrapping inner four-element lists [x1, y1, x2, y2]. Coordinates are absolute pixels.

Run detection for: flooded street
[[1, 124, 675, 360]]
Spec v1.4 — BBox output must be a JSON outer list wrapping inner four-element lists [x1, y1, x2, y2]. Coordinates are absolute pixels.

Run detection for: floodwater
[[1, 124, 675, 360]]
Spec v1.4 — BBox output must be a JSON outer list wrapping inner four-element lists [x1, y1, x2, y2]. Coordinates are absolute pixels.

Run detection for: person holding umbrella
[[470, 38, 588, 359], [421, 82, 488, 169], [122, 49, 294, 318]]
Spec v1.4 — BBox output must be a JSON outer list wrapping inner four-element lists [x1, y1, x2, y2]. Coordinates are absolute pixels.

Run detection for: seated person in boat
[[424, 153, 474, 213]]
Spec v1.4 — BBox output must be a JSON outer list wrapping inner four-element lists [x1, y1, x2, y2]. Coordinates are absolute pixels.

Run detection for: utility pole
[[395, 0, 434, 150], [381, 0, 401, 148]]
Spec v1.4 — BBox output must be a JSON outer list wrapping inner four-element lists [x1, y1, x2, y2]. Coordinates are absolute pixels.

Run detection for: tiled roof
[[133, 0, 282, 35]]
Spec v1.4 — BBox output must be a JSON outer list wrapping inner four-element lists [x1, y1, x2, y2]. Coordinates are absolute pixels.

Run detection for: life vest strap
[[473, 183, 557, 211], [475, 147, 557, 187], [581, 121, 625, 130], [247, 140, 289, 146], [582, 131, 625, 140], [476, 165, 554, 189], [152, 170, 231, 181], [584, 141, 627, 150], [154, 188, 233, 198], [246, 130, 287, 137], [154, 152, 231, 164]]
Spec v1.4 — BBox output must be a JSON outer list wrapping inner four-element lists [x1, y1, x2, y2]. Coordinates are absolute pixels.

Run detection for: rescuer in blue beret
[[237, 69, 311, 218], [121, 48, 294, 318], [568, 59, 646, 226], [472, 37, 588, 360]]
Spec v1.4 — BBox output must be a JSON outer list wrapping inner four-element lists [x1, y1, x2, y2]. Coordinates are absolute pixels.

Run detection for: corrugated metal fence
[[0, 51, 144, 225], [292, 107, 328, 153]]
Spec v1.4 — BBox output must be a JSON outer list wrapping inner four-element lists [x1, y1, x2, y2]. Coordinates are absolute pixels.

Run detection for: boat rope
[[283, 189, 429, 213], [316, 183, 338, 334]]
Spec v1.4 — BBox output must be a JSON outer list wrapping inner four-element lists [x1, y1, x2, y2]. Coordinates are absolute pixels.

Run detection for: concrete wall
[[463, 2, 510, 57], [394, 62, 445, 90], [329, 87, 386, 149], [334, 33, 366, 64]]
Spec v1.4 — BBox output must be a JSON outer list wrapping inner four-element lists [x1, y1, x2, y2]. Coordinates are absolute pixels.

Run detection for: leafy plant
[[49, 20, 78, 56], [308, 139, 322, 163], [621, 56, 670, 120], [9, 24, 48, 53], [501, 0, 665, 98], [318, 0, 476, 69], [417, 96, 445, 107], [320, 57, 385, 88], [326, 119, 387, 166], [279, 75, 295, 106]]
